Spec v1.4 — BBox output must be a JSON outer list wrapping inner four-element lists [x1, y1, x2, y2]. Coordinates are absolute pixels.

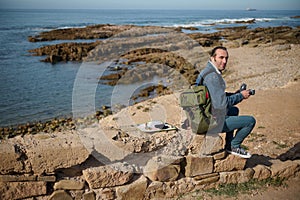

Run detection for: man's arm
[[226, 92, 244, 107], [204, 73, 227, 110]]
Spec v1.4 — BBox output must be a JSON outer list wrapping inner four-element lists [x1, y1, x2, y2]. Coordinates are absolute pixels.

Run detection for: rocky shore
[[0, 24, 299, 199], [28, 24, 300, 65], [0, 106, 113, 139], [27, 24, 300, 88]]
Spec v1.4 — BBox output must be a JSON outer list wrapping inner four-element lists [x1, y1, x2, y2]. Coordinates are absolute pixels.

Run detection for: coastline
[[0, 23, 299, 199], [1, 24, 300, 138]]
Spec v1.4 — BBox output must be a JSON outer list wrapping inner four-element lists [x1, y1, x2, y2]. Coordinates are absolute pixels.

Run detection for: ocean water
[[0, 9, 299, 126]]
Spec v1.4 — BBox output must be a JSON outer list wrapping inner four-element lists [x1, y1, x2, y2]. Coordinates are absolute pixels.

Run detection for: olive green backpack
[[179, 72, 217, 134]]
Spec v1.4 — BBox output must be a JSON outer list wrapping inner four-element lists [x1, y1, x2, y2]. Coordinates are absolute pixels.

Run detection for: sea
[[0, 9, 299, 127]]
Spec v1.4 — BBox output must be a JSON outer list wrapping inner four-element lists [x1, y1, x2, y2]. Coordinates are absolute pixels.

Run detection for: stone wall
[[0, 131, 299, 200]]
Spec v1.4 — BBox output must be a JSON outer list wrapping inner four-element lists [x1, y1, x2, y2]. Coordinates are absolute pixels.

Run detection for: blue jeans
[[222, 106, 256, 149]]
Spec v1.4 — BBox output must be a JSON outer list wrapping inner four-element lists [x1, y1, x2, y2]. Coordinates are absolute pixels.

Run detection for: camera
[[240, 83, 255, 95]]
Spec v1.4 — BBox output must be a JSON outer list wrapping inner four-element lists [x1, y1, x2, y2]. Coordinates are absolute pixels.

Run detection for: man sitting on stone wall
[[196, 46, 256, 158]]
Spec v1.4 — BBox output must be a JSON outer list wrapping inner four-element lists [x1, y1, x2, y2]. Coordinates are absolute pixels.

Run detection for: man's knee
[[250, 116, 256, 125], [247, 116, 256, 128]]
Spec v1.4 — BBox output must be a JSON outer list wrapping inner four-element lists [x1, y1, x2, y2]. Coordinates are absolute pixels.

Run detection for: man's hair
[[210, 46, 228, 57]]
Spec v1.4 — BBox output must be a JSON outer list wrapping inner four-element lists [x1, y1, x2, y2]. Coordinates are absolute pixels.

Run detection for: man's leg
[[225, 107, 239, 150], [223, 115, 256, 148]]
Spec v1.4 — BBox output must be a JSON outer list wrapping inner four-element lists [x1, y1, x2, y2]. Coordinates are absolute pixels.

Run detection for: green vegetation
[[176, 177, 286, 200], [205, 177, 285, 197], [272, 141, 289, 149], [143, 107, 150, 112], [258, 126, 266, 129], [240, 144, 249, 150], [136, 105, 143, 109], [247, 131, 266, 142]]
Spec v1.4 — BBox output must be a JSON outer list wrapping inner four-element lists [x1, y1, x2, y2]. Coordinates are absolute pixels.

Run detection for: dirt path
[[239, 81, 300, 158]]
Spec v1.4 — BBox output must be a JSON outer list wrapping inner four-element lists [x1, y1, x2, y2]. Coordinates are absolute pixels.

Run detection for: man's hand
[[241, 90, 251, 99]]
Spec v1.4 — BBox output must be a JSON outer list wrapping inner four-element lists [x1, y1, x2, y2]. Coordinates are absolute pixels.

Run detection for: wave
[[0, 23, 93, 32], [170, 17, 285, 28]]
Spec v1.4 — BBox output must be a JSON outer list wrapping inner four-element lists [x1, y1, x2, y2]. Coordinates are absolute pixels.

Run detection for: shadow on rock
[[55, 154, 104, 178], [246, 154, 273, 168]]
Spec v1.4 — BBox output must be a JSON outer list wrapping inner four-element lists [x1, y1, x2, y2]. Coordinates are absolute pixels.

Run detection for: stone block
[[144, 181, 165, 199], [162, 178, 195, 198], [0, 174, 37, 182], [37, 175, 56, 182], [145, 178, 195, 199], [214, 154, 246, 172], [213, 151, 227, 160], [54, 179, 85, 190], [185, 156, 213, 177], [83, 165, 134, 189], [49, 190, 73, 200], [195, 175, 219, 186], [0, 141, 25, 174], [187, 134, 205, 154], [219, 168, 254, 184], [83, 191, 95, 200], [0, 181, 47, 200], [188, 134, 223, 156], [143, 156, 182, 182], [23, 133, 90, 174], [194, 172, 219, 181], [116, 175, 148, 200], [94, 188, 115, 200], [253, 165, 271, 180]]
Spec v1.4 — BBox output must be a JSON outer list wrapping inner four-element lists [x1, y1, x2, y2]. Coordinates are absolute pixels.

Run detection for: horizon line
[[1, 8, 300, 11]]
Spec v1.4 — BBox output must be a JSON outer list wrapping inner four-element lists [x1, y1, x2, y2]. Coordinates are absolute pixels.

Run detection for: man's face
[[211, 49, 228, 72]]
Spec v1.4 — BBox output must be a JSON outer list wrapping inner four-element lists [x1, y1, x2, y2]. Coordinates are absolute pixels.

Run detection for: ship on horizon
[[246, 8, 257, 11]]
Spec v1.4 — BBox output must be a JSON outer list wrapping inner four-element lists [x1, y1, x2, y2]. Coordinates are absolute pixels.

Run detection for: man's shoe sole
[[226, 150, 251, 159]]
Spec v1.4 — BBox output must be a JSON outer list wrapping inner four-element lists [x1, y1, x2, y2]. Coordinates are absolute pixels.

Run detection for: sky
[[0, 0, 299, 10]]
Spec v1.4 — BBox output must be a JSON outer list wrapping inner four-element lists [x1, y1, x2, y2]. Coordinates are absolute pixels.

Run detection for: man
[[196, 46, 256, 158]]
